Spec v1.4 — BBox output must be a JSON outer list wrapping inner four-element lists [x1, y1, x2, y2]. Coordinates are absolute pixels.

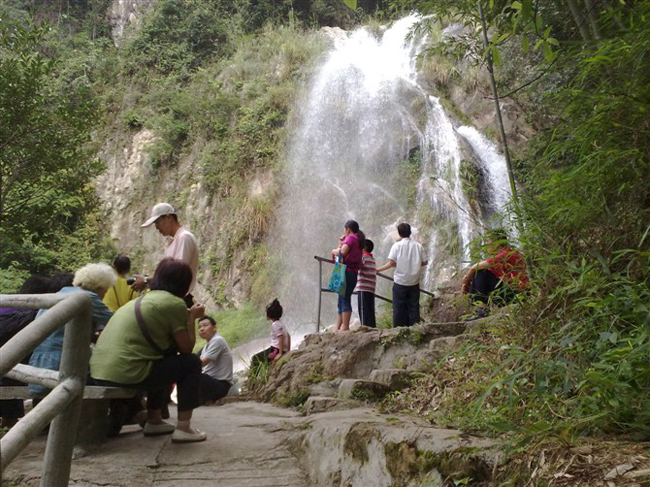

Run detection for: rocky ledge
[[256, 321, 469, 410]]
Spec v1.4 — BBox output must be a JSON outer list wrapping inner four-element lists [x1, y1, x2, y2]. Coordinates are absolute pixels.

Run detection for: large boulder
[[257, 322, 466, 404]]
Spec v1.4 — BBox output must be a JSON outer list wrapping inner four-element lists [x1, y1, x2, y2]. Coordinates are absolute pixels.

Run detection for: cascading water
[[457, 126, 513, 219], [271, 14, 513, 336]]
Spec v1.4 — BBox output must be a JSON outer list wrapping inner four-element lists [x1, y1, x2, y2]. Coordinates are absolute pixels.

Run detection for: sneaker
[[171, 428, 207, 443], [143, 420, 175, 436]]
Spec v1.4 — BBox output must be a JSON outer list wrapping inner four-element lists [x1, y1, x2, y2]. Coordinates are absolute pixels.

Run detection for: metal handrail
[[314, 255, 437, 332], [0, 292, 92, 486]]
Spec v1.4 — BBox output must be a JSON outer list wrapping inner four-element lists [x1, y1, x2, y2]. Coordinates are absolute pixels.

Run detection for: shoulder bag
[[327, 249, 347, 297], [134, 296, 177, 356]]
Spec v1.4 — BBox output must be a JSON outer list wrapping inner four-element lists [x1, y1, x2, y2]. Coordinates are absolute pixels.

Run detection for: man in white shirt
[[135, 203, 199, 307], [376, 222, 428, 327], [197, 316, 234, 404]]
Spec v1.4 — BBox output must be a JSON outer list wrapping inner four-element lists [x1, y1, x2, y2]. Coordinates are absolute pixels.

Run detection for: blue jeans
[[337, 270, 358, 314]]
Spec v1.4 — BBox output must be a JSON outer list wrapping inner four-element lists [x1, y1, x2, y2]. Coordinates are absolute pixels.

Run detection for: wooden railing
[[314, 255, 436, 332], [0, 292, 93, 487]]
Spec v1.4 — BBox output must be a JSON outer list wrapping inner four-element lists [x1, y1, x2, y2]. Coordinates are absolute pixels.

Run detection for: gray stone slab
[[3, 402, 308, 487], [2, 401, 501, 487], [369, 369, 417, 389]]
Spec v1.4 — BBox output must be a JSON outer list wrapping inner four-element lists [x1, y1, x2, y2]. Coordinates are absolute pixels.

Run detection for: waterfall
[[457, 126, 513, 220], [272, 15, 512, 334]]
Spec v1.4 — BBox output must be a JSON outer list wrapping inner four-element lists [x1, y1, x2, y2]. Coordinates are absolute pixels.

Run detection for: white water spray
[[272, 15, 512, 335]]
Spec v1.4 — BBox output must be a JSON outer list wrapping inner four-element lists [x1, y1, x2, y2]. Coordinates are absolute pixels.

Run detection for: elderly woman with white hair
[[29, 263, 115, 396]]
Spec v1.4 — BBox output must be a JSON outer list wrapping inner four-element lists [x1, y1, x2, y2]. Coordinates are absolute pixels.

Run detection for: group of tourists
[[330, 220, 428, 331], [330, 220, 528, 329], [1, 199, 529, 443], [0, 203, 235, 443]]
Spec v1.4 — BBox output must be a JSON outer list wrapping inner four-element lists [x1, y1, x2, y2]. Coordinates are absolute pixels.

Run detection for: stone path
[[2, 402, 309, 487], [3, 401, 503, 487]]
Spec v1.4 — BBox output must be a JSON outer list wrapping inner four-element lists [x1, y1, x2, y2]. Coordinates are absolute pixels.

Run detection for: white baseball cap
[[141, 203, 176, 228]]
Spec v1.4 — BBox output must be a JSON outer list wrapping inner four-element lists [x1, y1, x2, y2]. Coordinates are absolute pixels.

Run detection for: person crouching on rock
[[197, 315, 234, 404], [250, 299, 291, 373], [460, 228, 529, 320]]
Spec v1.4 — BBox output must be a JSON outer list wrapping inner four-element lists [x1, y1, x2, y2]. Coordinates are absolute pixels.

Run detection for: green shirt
[[90, 291, 188, 384]]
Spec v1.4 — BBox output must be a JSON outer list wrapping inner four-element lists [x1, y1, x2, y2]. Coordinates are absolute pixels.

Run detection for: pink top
[[164, 227, 199, 294], [341, 234, 362, 272]]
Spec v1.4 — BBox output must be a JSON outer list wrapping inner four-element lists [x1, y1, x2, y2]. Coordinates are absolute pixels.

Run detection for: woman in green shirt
[[90, 258, 207, 443]]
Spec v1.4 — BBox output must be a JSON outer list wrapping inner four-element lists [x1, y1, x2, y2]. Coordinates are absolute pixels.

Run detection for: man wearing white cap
[[134, 203, 199, 307]]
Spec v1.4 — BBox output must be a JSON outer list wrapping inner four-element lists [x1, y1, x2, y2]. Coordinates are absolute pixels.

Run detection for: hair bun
[[266, 299, 283, 320]]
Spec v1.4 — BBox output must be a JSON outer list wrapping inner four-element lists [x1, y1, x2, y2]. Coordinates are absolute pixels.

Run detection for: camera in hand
[[126, 276, 137, 285]]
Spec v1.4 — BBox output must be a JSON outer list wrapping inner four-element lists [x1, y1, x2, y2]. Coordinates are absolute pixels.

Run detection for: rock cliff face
[[108, 0, 155, 45], [95, 127, 274, 311]]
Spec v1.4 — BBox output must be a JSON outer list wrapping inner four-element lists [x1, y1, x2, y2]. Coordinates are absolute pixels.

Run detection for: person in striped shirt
[[356, 239, 377, 328]]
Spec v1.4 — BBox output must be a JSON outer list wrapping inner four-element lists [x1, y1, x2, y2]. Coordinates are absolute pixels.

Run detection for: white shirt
[[387, 238, 426, 286], [164, 227, 199, 293], [270, 320, 290, 352], [201, 334, 233, 382]]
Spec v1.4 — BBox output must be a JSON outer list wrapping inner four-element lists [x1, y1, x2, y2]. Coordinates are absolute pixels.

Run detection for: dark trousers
[[469, 269, 517, 306], [250, 346, 278, 372], [357, 291, 376, 328], [0, 378, 24, 419], [94, 353, 201, 412], [199, 374, 232, 404], [393, 283, 421, 327]]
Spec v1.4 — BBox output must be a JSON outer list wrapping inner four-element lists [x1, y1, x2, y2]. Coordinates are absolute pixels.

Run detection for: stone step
[[305, 396, 343, 415], [308, 379, 341, 398], [368, 369, 417, 390], [338, 379, 391, 401], [429, 335, 462, 355], [304, 396, 364, 415]]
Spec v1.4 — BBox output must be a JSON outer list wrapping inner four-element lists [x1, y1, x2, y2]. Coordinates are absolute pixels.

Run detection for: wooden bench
[[0, 385, 137, 444]]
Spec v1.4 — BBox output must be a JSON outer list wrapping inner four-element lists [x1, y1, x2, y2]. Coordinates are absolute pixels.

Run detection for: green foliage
[[385, 0, 650, 443], [0, 266, 30, 294], [122, 0, 238, 77], [245, 356, 271, 391], [240, 0, 354, 31], [459, 160, 482, 209], [305, 363, 327, 384], [0, 14, 105, 275], [523, 34, 650, 257], [275, 388, 310, 408], [200, 302, 267, 350]]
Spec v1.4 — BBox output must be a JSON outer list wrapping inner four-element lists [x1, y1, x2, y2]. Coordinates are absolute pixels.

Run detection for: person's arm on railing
[[332, 243, 350, 257], [376, 259, 396, 273]]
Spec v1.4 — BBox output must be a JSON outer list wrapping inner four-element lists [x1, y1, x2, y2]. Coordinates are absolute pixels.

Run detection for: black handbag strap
[[134, 296, 165, 354]]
